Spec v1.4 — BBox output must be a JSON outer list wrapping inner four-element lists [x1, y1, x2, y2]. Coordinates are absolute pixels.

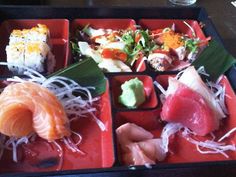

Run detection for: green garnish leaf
[[70, 41, 81, 56], [49, 58, 106, 97], [140, 30, 149, 47], [82, 24, 91, 36], [122, 31, 134, 45], [185, 39, 198, 53], [192, 40, 236, 81]]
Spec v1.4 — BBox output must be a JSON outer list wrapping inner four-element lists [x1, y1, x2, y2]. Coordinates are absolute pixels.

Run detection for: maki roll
[[24, 41, 55, 73], [6, 24, 55, 74], [5, 42, 25, 73]]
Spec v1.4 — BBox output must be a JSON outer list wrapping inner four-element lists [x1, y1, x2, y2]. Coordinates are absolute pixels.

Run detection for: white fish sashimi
[[125, 143, 155, 165], [161, 123, 183, 153], [78, 41, 102, 63], [116, 123, 166, 165], [116, 123, 153, 146], [165, 77, 182, 96], [178, 66, 225, 119], [85, 27, 106, 38], [95, 36, 110, 45], [137, 139, 166, 161], [174, 46, 186, 60], [103, 41, 126, 50], [98, 59, 131, 72]]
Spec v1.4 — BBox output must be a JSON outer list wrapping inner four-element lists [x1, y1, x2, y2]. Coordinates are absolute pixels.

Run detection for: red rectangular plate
[[0, 82, 114, 173]]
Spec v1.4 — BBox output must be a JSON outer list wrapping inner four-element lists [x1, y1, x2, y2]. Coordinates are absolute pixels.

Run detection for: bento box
[[0, 6, 236, 177]]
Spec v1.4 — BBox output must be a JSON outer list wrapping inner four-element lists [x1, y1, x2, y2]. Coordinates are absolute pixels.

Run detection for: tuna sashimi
[[160, 66, 226, 136], [161, 82, 218, 136]]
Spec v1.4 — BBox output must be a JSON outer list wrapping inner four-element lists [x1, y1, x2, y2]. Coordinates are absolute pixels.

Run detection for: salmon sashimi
[[116, 123, 165, 165], [0, 82, 71, 141]]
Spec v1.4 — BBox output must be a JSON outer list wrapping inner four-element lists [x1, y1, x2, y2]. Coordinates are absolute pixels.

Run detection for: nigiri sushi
[[6, 24, 55, 74]]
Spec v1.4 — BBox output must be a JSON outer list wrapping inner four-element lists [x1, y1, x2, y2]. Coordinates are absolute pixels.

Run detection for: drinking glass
[[169, 0, 197, 6]]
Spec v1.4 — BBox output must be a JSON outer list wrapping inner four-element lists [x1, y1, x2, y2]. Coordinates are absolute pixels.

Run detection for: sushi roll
[[6, 42, 25, 73], [5, 24, 55, 74], [24, 41, 55, 73], [9, 29, 28, 45], [25, 24, 50, 43]]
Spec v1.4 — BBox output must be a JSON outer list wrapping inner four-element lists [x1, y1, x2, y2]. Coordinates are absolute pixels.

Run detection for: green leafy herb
[[192, 40, 236, 81], [184, 38, 198, 53], [82, 24, 91, 36], [122, 29, 157, 65], [70, 41, 81, 56], [122, 31, 134, 45], [49, 58, 106, 97]]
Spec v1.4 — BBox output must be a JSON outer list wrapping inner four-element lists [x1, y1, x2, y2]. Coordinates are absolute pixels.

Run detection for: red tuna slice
[[161, 84, 219, 136]]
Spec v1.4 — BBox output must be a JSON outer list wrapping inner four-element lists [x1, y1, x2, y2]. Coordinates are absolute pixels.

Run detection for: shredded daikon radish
[[206, 81, 228, 115], [63, 137, 85, 155], [71, 131, 83, 146], [161, 123, 183, 153], [183, 21, 196, 37], [136, 57, 147, 72], [182, 128, 236, 158], [197, 66, 210, 77], [153, 81, 167, 96], [218, 127, 236, 142], [52, 141, 63, 171], [4, 133, 36, 162], [175, 70, 185, 79], [210, 132, 216, 141]]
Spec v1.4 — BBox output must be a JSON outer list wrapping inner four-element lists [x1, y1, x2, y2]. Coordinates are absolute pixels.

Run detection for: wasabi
[[119, 77, 146, 108]]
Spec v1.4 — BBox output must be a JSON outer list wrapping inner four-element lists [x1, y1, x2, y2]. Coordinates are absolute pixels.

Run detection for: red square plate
[[0, 19, 70, 75], [111, 75, 158, 109], [155, 75, 236, 163], [138, 19, 207, 72], [71, 19, 146, 72]]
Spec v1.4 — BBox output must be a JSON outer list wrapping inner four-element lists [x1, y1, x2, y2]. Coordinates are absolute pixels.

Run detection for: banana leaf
[[49, 58, 106, 97], [192, 40, 236, 81]]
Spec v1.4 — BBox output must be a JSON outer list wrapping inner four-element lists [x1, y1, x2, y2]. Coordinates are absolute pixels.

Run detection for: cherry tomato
[[135, 33, 142, 43], [101, 48, 127, 62]]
